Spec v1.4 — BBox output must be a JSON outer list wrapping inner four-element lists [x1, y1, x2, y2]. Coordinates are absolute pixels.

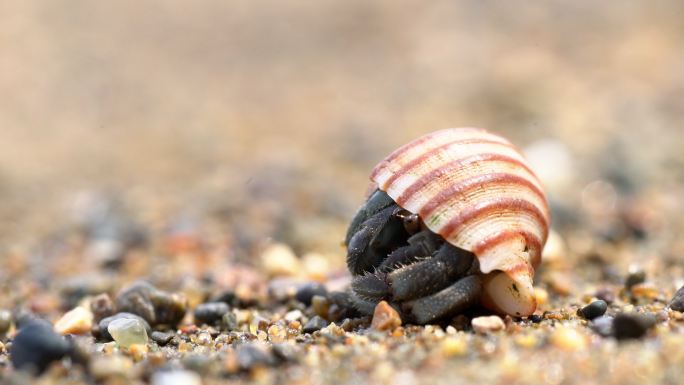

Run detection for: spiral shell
[[370, 127, 550, 316]]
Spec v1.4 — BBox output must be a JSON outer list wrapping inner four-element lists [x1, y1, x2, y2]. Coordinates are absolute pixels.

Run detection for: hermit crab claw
[[477, 236, 537, 317]]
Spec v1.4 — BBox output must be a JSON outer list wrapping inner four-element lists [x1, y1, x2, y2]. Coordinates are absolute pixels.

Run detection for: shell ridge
[[395, 153, 543, 206], [378, 138, 515, 190], [416, 173, 549, 221], [438, 197, 549, 243]]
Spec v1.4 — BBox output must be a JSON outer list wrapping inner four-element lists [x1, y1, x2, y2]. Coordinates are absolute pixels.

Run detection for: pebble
[[272, 342, 300, 363], [656, 310, 670, 323], [371, 301, 402, 331], [613, 313, 656, 340], [577, 300, 608, 320], [302, 316, 328, 333], [471, 316, 505, 334], [151, 331, 175, 346], [108, 318, 149, 348], [0, 309, 12, 334], [210, 290, 237, 307], [668, 284, 684, 311], [551, 327, 587, 351], [311, 295, 331, 318], [89, 356, 134, 380], [194, 302, 230, 325], [99, 313, 151, 341], [514, 333, 539, 348], [625, 268, 646, 289], [90, 293, 116, 322], [260, 243, 301, 277], [295, 282, 328, 306], [284, 309, 303, 322], [152, 370, 202, 385], [236, 343, 276, 370], [116, 281, 187, 326], [222, 312, 238, 331], [320, 322, 345, 337], [10, 319, 71, 374], [182, 354, 213, 374], [267, 324, 287, 343], [54, 306, 94, 335], [440, 336, 468, 357], [590, 315, 614, 337], [630, 283, 660, 300]]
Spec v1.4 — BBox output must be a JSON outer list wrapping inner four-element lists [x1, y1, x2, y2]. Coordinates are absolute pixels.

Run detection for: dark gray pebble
[[236, 344, 276, 370], [590, 315, 614, 337], [194, 302, 229, 325], [116, 281, 187, 326], [669, 285, 684, 312], [272, 343, 300, 363], [302, 316, 328, 333], [529, 314, 543, 323], [613, 313, 656, 340], [115, 281, 157, 323], [151, 331, 175, 346], [578, 300, 608, 320], [98, 312, 151, 341], [295, 283, 328, 306], [182, 354, 213, 374], [210, 290, 237, 306], [10, 320, 71, 374], [625, 269, 646, 289]]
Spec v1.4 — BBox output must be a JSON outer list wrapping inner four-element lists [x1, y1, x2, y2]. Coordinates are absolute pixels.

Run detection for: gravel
[[613, 313, 657, 340], [194, 302, 230, 325], [10, 319, 72, 374], [577, 300, 608, 320], [98, 312, 151, 341]]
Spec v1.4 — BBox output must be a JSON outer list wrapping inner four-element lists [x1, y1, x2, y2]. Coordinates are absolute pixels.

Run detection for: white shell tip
[[481, 270, 537, 317]]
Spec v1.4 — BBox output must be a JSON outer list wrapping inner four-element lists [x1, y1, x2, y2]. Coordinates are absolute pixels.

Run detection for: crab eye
[[395, 209, 420, 234]]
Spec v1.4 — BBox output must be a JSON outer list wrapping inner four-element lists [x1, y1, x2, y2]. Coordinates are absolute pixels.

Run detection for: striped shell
[[370, 127, 550, 316]]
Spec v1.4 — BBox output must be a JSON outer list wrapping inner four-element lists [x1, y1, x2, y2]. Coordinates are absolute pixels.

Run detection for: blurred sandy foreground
[[1, 1, 684, 263]]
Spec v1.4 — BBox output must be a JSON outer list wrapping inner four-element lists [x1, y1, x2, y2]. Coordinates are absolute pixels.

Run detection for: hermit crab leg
[[377, 230, 439, 272], [349, 290, 381, 316], [344, 189, 396, 246], [388, 243, 476, 301], [351, 272, 390, 302], [405, 275, 482, 324], [346, 205, 398, 275]]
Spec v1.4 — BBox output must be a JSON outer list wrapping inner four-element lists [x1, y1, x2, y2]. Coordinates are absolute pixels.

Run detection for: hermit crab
[[345, 128, 549, 324]]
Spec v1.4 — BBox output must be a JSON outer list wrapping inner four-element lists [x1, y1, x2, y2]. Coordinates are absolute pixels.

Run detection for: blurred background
[[2, 1, 684, 285]]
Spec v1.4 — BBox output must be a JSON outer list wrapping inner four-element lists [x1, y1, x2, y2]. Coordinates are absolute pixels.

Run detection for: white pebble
[[108, 318, 148, 348], [152, 370, 202, 385], [471, 315, 505, 334]]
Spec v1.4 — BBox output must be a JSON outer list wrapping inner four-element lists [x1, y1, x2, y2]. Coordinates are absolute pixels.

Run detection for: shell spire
[[370, 127, 550, 316]]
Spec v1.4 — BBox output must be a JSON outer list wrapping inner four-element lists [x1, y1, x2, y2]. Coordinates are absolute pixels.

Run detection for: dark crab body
[[345, 128, 550, 324]]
